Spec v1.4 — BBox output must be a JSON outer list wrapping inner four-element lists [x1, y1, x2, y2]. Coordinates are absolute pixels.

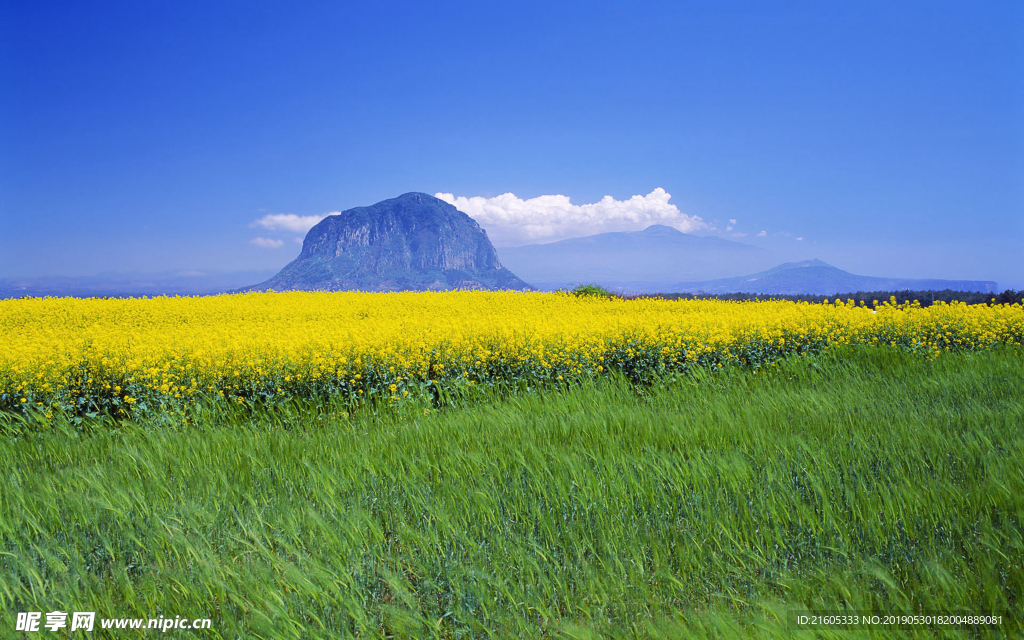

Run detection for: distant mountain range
[[250, 192, 530, 292], [497, 225, 779, 291], [675, 259, 997, 296], [1, 208, 999, 299], [497, 226, 997, 295], [0, 270, 276, 299]]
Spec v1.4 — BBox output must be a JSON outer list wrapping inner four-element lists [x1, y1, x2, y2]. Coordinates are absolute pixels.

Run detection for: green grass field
[[1, 346, 1021, 638]]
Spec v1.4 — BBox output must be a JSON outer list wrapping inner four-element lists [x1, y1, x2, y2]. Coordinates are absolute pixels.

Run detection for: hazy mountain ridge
[[674, 259, 997, 296], [0, 270, 277, 299], [497, 226, 998, 295], [497, 225, 779, 291]]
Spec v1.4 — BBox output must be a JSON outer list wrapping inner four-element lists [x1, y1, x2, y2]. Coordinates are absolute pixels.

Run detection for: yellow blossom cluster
[[1, 292, 1021, 417]]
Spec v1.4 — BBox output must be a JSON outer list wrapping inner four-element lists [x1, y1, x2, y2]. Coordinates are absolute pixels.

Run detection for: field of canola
[[1, 291, 1022, 418]]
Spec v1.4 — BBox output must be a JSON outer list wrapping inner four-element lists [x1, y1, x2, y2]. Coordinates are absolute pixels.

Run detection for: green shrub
[[570, 284, 614, 298]]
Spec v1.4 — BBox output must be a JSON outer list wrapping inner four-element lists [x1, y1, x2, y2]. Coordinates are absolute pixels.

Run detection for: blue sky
[[2, 0, 1021, 287]]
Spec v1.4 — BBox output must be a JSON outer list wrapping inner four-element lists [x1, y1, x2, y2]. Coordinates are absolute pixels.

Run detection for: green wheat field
[[1, 346, 1021, 638]]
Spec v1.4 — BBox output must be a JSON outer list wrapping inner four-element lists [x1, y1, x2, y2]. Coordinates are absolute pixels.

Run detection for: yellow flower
[[0, 291, 1019, 414]]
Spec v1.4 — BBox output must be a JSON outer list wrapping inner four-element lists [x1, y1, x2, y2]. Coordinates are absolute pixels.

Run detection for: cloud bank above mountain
[[251, 213, 334, 234], [435, 188, 706, 246], [248, 212, 334, 250]]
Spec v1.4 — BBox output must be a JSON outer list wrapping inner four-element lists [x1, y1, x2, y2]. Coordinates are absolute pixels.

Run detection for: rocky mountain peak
[[255, 193, 532, 292]]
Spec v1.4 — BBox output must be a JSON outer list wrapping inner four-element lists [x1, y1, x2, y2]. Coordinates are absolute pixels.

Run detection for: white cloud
[[796, 236, 804, 241], [729, 218, 737, 225], [726, 225, 734, 232], [251, 213, 334, 234], [757, 230, 767, 237], [251, 237, 284, 249], [435, 188, 706, 246], [249, 211, 332, 251]]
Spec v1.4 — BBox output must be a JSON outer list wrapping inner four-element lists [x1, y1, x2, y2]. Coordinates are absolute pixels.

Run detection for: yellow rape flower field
[[1, 291, 1022, 418]]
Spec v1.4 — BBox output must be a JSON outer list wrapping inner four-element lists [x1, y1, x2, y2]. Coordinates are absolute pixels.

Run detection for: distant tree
[[570, 284, 615, 298], [996, 289, 1023, 305]]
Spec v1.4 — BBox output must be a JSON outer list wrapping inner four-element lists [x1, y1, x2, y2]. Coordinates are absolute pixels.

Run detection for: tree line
[[632, 289, 1023, 308]]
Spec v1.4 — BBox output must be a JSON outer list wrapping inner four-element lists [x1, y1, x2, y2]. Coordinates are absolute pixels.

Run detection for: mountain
[[0, 270, 278, 299], [252, 193, 531, 292], [676, 259, 998, 295], [496, 225, 778, 291]]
